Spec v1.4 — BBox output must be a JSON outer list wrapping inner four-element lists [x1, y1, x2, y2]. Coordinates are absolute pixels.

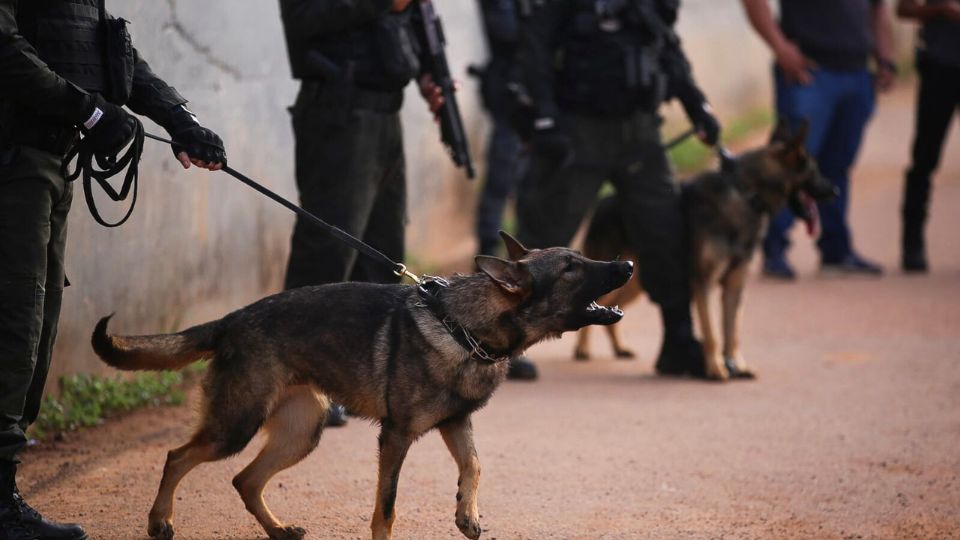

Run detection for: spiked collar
[[415, 277, 513, 364]]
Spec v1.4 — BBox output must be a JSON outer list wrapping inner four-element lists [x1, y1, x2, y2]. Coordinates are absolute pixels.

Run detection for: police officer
[[515, 0, 720, 376], [0, 1, 226, 538], [475, 0, 526, 259], [278, 0, 448, 424], [474, 0, 539, 380]]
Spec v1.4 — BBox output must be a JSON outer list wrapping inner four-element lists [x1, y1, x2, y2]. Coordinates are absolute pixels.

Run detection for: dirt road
[[19, 83, 960, 539]]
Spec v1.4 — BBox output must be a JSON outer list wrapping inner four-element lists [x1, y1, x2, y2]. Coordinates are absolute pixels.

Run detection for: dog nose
[[624, 260, 634, 271]]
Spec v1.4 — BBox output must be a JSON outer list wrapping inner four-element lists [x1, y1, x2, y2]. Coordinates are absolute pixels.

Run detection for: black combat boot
[[654, 304, 706, 378], [506, 356, 538, 381], [902, 174, 930, 273], [0, 462, 86, 540], [902, 216, 928, 273]]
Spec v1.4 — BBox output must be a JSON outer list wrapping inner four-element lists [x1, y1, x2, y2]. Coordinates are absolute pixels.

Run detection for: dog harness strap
[[415, 277, 512, 364]]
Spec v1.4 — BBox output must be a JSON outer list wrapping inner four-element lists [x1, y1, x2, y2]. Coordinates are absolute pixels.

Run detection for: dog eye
[[563, 261, 577, 274]]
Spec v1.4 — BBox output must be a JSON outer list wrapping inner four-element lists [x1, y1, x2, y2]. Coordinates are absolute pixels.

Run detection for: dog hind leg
[[605, 273, 643, 359], [149, 360, 277, 539], [147, 433, 222, 540], [233, 386, 329, 540], [574, 326, 592, 360], [371, 423, 414, 540], [439, 415, 482, 540]]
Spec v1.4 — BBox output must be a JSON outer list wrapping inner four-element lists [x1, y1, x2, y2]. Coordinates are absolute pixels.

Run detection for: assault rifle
[[414, 0, 476, 179]]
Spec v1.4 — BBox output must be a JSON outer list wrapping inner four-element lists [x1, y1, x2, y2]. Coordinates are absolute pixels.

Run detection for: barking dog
[[574, 121, 835, 379], [91, 232, 632, 540]]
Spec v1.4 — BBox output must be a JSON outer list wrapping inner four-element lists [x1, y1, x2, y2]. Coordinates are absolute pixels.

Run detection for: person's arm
[[125, 48, 188, 124], [0, 1, 94, 126], [279, 0, 395, 40], [515, 0, 564, 120], [660, 28, 720, 146], [739, 0, 817, 85], [871, 0, 896, 92], [897, 0, 960, 21]]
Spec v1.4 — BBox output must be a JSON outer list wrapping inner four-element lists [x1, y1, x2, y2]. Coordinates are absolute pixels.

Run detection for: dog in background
[[91, 232, 632, 540], [574, 120, 835, 380]]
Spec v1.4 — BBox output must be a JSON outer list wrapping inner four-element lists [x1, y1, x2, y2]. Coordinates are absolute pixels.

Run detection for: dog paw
[[705, 364, 730, 381], [614, 348, 636, 360], [269, 525, 307, 540], [148, 521, 174, 540], [573, 349, 590, 361], [724, 357, 756, 379], [456, 514, 482, 539]]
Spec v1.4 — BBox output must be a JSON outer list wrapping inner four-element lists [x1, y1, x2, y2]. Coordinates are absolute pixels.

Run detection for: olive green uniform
[[0, 0, 188, 462]]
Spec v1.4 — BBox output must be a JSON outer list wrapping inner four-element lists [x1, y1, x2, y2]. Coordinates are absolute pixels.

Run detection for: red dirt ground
[[19, 82, 960, 539]]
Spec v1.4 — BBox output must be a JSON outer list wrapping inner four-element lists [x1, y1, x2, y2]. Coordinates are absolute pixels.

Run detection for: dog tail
[[92, 314, 220, 371]]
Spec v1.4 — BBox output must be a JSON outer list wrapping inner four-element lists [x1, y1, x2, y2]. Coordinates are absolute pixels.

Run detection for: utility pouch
[[99, 0, 134, 105]]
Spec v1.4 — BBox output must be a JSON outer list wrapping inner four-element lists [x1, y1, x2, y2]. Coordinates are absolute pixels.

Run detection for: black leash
[[663, 127, 696, 151], [62, 118, 146, 227], [142, 132, 420, 283]]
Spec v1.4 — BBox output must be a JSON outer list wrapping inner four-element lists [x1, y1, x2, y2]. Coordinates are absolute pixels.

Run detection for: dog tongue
[[803, 193, 820, 237]]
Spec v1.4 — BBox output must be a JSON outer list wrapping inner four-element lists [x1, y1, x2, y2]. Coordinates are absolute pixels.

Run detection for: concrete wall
[[54, 0, 908, 379]]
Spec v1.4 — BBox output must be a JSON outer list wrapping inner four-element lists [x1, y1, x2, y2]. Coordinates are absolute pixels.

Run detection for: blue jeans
[[475, 115, 527, 252], [765, 67, 875, 263]]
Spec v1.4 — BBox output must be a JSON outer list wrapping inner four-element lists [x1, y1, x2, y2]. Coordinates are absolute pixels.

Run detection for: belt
[[300, 81, 404, 114]]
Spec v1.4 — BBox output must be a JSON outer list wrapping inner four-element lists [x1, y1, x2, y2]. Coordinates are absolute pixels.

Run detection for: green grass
[[29, 363, 206, 442]]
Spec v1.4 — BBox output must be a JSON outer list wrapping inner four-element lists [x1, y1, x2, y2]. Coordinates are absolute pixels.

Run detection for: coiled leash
[[62, 118, 146, 228], [142, 132, 422, 284]]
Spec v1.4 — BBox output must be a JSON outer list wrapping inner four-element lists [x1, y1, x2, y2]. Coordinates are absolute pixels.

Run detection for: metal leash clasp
[[394, 263, 422, 285]]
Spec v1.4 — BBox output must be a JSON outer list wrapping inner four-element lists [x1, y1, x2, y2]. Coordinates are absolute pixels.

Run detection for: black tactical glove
[[676, 82, 721, 147], [531, 117, 574, 166], [161, 105, 226, 166], [80, 93, 138, 156], [684, 101, 721, 147]]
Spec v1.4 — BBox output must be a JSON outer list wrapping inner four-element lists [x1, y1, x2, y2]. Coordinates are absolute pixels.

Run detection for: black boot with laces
[[0, 462, 86, 540]]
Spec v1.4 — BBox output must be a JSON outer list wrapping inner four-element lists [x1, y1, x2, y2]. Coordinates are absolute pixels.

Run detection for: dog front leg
[[439, 415, 482, 539], [371, 424, 413, 540], [721, 264, 755, 378], [694, 286, 728, 381]]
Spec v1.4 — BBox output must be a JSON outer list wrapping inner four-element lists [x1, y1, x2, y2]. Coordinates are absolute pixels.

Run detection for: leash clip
[[394, 263, 422, 284]]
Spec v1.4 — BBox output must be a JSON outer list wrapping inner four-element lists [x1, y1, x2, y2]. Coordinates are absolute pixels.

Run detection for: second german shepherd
[[91, 232, 632, 540], [574, 121, 835, 380]]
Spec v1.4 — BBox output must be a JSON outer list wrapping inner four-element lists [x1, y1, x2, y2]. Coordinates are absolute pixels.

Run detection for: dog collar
[[415, 277, 512, 364]]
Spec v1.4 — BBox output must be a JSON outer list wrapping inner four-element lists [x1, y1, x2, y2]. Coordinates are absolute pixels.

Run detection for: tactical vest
[[284, 10, 421, 93], [554, 0, 670, 115], [17, 0, 107, 93]]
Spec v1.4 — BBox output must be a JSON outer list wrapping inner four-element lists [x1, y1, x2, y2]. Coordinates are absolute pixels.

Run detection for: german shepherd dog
[[91, 232, 632, 540], [573, 120, 835, 380]]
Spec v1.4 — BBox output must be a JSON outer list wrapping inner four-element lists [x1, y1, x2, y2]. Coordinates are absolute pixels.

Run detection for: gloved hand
[[161, 105, 226, 170], [80, 93, 138, 157], [531, 117, 574, 166], [682, 100, 721, 147]]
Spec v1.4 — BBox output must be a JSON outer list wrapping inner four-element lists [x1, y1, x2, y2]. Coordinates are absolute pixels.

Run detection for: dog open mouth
[[585, 300, 624, 325], [791, 191, 821, 237]]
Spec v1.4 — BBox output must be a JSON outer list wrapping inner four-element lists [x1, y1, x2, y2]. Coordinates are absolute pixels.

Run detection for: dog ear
[[475, 255, 531, 295], [790, 119, 810, 149], [769, 117, 791, 144], [498, 230, 530, 261]]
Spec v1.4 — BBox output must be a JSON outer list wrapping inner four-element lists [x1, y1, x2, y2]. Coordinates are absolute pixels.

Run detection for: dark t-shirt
[[779, 0, 881, 70], [918, 0, 960, 68]]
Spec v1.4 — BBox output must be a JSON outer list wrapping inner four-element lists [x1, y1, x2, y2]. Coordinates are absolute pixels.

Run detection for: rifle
[[414, 0, 476, 179]]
